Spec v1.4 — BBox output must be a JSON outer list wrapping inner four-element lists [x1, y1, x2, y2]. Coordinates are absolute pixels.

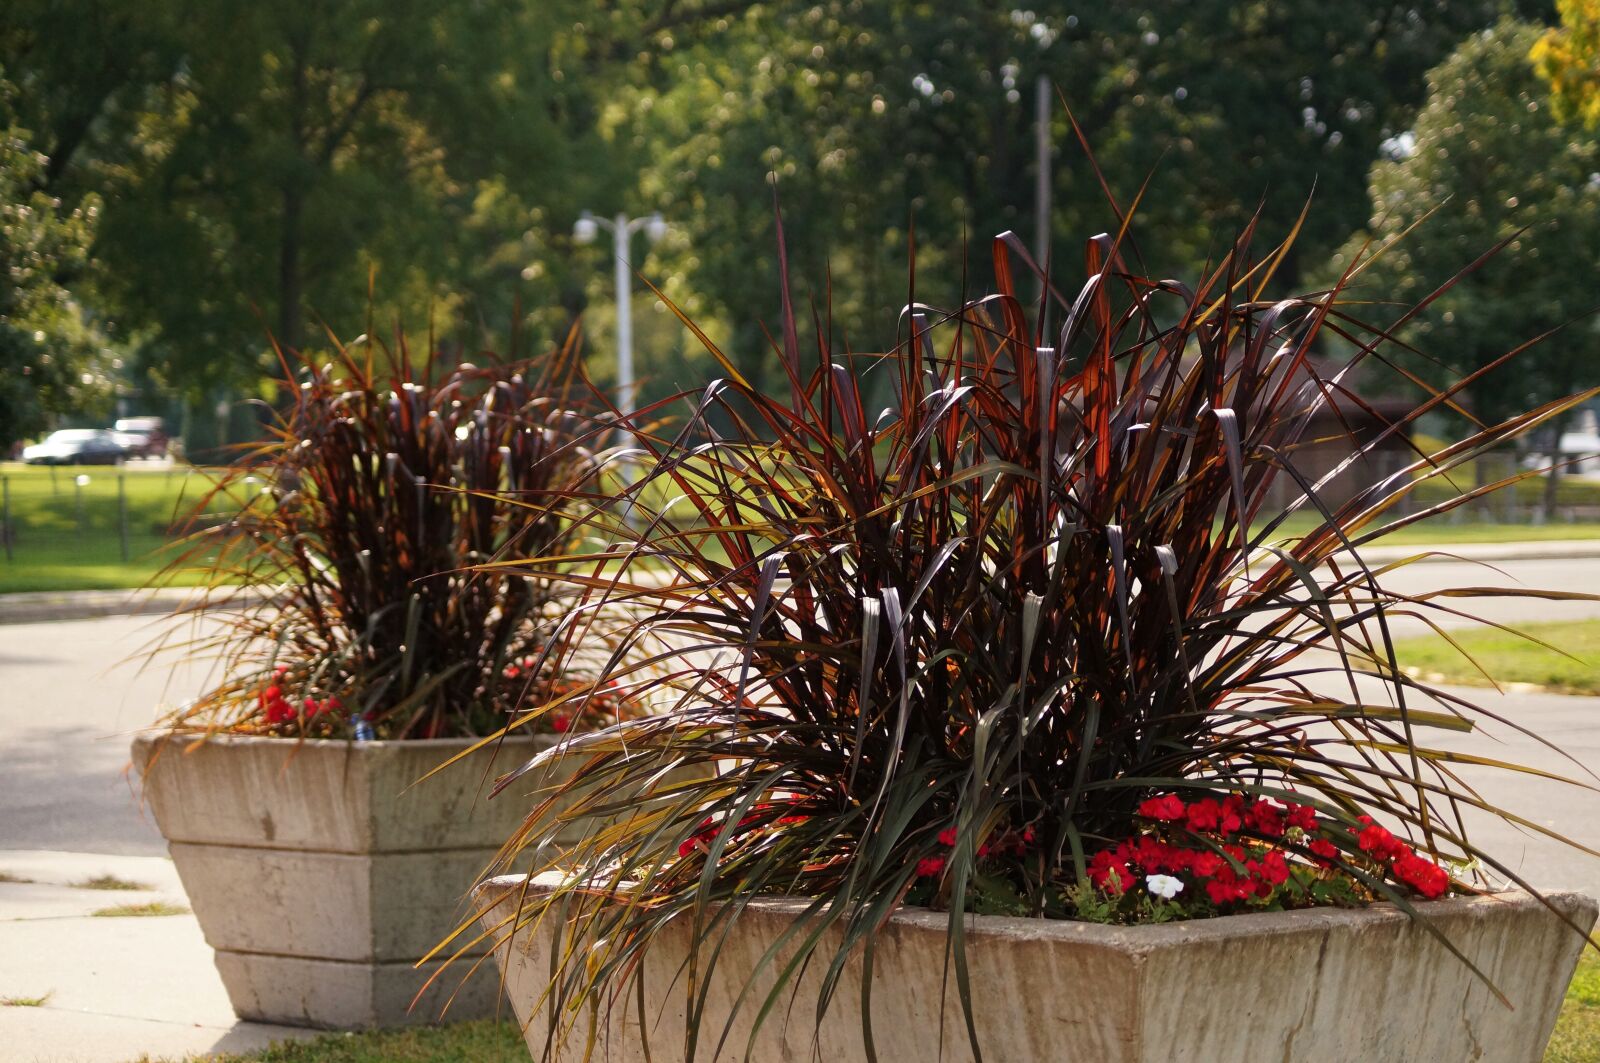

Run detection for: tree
[[1344, 21, 1600, 514], [0, 72, 111, 451], [1533, 0, 1600, 126], [614, 2, 1544, 399]]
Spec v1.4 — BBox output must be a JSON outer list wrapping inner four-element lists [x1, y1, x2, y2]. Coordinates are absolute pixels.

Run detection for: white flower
[[1145, 874, 1185, 900]]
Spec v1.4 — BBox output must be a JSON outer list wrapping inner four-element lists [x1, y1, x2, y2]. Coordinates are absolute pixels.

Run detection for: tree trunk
[[1541, 407, 1573, 522], [278, 184, 304, 353]]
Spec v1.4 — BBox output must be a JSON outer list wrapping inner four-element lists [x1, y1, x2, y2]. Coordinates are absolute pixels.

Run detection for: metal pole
[[75, 477, 85, 540], [613, 212, 634, 423], [1, 475, 11, 563], [118, 473, 130, 562], [1034, 74, 1052, 304]]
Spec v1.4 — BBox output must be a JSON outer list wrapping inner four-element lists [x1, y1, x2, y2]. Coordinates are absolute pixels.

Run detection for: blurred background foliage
[[1, 0, 1595, 454]]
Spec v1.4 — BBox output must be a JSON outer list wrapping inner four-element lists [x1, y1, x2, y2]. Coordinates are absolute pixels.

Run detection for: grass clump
[[90, 901, 188, 917], [73, 874, 151, 891], [1395, 619, 1600, 695], [0, 992, 51, 1007]]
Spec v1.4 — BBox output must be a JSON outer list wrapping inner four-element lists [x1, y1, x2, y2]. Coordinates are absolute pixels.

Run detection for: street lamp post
[[573, 210, 669, 423]]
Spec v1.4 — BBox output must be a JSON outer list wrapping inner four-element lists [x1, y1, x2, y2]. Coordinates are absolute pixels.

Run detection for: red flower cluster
[[677, 803, 810, 859], [1354, 816, 1450, 898], [915, 822, 1038, 879], [257, 665, 345, 729], [1116, 792, 1453, 904]]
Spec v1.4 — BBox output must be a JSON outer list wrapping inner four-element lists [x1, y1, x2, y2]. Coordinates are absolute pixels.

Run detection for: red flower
[[1190, 851, 1225, 878], [938, 827, 958, 847], [1356, 819, 1408, 862], [1243, 800, 1285, 838], [1088, 851, 1134, 893], [1185, 799, 1221, 832], [1138, 794, 1187, 822], [916, 856, 947, 879], [502, 665, 521, 680], [1309, 838, 1340, 867], [1285, 803, 1318, 832], [1185, 797, 1242, 834], [549, 713, 570, 733], [1393, 852, 1450, 899], [1220, 796, 1245, 833], [1131, 835, 1172, 872], [1257, 849, 1290, 887], [1204, 866, 1252, 905]]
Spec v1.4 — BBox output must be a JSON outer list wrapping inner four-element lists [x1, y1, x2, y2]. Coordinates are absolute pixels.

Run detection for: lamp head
[[644, 212, 669, 244], [572, 211, 598, 245]]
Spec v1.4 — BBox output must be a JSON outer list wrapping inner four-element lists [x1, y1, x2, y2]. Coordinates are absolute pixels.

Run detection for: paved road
[[0, 612, 227, 855]]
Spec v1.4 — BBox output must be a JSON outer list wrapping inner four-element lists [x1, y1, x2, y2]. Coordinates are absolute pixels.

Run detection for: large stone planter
[[133, 733, 554, 1029], [474, 873, 1595, 1062]]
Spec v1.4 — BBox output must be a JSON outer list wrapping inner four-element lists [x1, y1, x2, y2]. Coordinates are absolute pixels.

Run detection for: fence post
[[1, 475, 11, 563], [118, 473, 130, 562]]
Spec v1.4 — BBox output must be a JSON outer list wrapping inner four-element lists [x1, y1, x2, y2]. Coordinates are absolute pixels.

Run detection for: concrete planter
[[132, 732, 556, 1029], [474, 873, 1595, 1062]]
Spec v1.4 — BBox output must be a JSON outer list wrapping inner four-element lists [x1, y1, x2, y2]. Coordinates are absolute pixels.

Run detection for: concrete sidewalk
[[0, 850, 316, 1063]]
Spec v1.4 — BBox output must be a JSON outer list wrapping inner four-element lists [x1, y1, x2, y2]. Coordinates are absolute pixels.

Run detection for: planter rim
[[132, 730, 550, 752], [473, 872, 1590, 951]]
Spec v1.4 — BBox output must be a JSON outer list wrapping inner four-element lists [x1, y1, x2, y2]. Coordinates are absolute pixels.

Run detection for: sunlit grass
[[0, 463, 241, 593], [1547, 949, 1600, 1062], [73, 874, 152, 891], [1394, 620, 1600, 695], [90, 901, 189, 917], [0, 992, 52, 1007], [130, 1020, 526, 1062]]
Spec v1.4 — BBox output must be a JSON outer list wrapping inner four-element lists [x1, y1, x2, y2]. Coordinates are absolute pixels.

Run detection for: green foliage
[[470, 212, 1597, 1058], [1346, 22, 1600, 428], [0, 72, 110, 450], [1533, 0, 1600, 127], [0, 2, 1543, 413], [625, 3, 1539, 397]]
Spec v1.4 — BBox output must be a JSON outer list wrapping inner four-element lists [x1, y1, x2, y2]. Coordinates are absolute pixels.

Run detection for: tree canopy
[[0, 0, 1580, 427], [0, 71, 110, 451], [1345, 20, 1600, 431]]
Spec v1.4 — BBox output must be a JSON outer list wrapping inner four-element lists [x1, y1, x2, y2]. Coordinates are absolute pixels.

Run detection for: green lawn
[[1393, 619, 1600, 696], [2, 459, 1599, 595], [126, 964, 1600, 1061], [134, 1020, 526, 1062], [0, 463, 241, 593], [1549, 949, 1600, 1063]]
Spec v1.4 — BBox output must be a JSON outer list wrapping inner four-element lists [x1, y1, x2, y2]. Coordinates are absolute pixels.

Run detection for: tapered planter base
[[134, 734, 552, 1029], [475, 873, 1595, 1062]]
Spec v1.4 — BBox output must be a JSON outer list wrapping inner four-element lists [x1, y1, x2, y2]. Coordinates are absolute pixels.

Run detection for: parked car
[[112, 416, 170, 459], [20, 429, 126, 465]]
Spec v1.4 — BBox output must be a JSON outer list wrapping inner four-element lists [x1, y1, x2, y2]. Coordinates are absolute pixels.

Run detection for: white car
[[21, 429, 125, 465]]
